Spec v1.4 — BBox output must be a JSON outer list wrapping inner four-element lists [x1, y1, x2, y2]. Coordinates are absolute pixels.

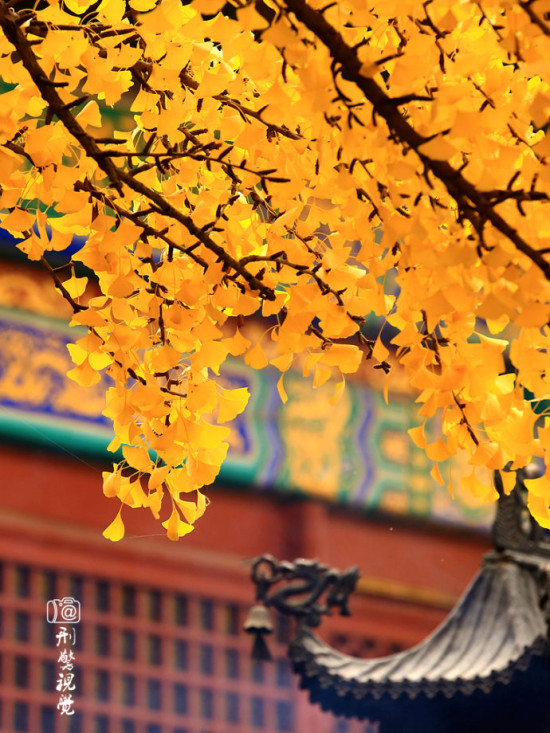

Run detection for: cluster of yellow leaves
[[2, 0, 550, 536]]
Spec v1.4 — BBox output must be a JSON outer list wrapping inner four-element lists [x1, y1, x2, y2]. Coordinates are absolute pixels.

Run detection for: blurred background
[[0, 235, 493, 733]]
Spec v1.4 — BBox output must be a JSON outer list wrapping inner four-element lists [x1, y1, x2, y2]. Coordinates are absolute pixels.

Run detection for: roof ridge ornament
[[492, 468, 550, 559], [248, 554, 360, 629]]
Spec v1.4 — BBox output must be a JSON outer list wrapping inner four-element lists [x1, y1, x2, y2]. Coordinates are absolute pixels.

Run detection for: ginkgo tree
[[1, 0, 550, 540]]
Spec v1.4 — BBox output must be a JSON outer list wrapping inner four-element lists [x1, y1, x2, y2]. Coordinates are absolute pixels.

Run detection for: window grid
[[0, 560, 334, 733]]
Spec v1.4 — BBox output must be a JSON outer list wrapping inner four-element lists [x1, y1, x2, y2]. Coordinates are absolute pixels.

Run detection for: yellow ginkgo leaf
[[67, 361, 102, 387], [148, 465, 170, 492], [461, 470, 498, 503], [245, 342, 269, 370], [88, 351, 113, 370], [320, 344, 362, 373], [186, 380, 218, 414], [192, 0, 226, 14], [313, 363, 332, 388], [430, 462, 444, 486], [217, 387, 250, 423], [277, 374, 288, 403], [426, 439, 452, 462], [63, 0, 95, 13], [329, 377, 345, 406], [97, 0, 126, 23], [408, 424, 426, 449], [103, 512, 125, 542], [270, 353, 294, 372], [148, 488, 164, 519], [2, 207, 35, 234], [499, 470, 517, 495], [102, 471, 121, 498], [174, 497, 197, 524], [162, 507, 195, 541], [123, 444, 153, 472], [121, 481, 150, 508], [107, 436, 121, 453], [196, 490, 208, 519], [191, 341, 229, 374], [524, 473, 550, 499], [418, 135, 457, 161], [527, 493, 550, 530], [372, 335, 389, 363], [66, 342, 88, 366], [64, 276, 88, 299], [223, 329, 252, 356], [75, 100, 102, 128], [129, 0, 159, 11]]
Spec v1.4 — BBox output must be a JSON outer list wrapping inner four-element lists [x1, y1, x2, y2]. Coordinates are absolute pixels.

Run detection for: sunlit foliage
[[2, 0, 550, 539]]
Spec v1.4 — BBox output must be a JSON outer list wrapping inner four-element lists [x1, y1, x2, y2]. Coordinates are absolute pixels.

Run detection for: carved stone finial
[[249, 554, 360, 628]]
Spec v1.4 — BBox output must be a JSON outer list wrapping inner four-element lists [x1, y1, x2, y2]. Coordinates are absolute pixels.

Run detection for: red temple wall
[[0, 442, 491, 733]]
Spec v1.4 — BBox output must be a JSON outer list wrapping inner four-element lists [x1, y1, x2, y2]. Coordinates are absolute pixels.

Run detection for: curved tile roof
[[289, 552, 548, 701]]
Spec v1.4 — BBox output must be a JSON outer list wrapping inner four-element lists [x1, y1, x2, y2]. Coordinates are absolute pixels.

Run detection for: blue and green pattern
[[0, 307, 493, 528]]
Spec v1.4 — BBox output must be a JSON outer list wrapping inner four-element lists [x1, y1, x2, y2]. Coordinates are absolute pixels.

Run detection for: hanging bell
[[243, 604, 274, 661]]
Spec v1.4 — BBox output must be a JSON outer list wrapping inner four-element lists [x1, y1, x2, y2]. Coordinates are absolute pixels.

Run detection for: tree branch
[[0, 3, 275, 301], [278, 0, 550, 281]]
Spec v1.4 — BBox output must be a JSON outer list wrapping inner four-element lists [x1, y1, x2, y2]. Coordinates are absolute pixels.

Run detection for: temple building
[[247, 475, 550, 733]]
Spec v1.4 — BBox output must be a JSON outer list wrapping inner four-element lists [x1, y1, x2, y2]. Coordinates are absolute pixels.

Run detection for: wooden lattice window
[[0, 559, 300, 733]]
